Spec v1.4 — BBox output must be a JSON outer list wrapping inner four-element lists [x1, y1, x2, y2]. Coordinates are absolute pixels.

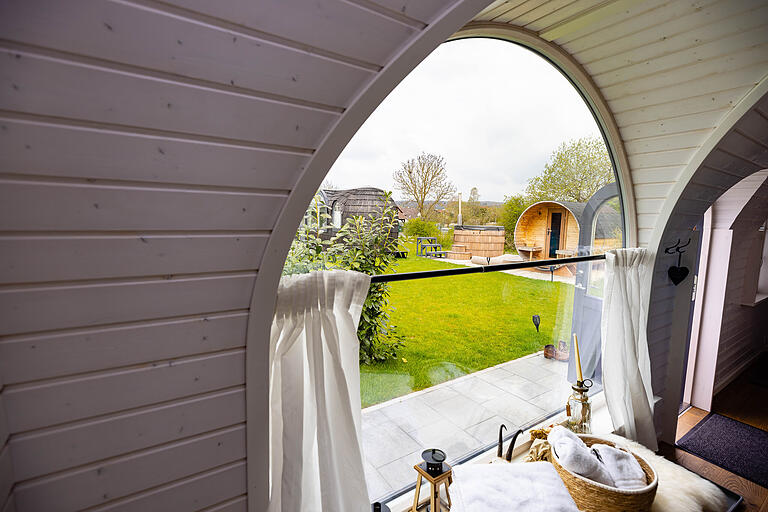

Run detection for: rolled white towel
[[548, 426, 586, 447], [548, 427, 615, 487], [591, 444, 647, 490]]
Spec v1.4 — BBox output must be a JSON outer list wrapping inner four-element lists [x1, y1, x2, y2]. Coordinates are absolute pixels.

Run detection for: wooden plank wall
[[0, 0, 449, 510], [2, 0, 768, 507]]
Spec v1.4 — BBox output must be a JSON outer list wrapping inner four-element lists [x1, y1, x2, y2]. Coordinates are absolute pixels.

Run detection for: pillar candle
[[573, 333, 583, 383]]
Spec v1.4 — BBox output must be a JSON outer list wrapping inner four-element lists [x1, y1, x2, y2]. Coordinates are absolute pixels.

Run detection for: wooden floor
[[659, 366, 768, 511]]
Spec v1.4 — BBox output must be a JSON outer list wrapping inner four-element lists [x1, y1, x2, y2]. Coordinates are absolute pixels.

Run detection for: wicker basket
[[550, 435, 657, 512]]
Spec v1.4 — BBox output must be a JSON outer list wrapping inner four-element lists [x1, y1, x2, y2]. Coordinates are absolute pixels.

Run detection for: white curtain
[[601, 248, 657, 451], [268, 270, 372, 512]]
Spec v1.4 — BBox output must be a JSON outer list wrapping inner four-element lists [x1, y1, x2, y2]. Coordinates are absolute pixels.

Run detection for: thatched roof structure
[[321, 187, 399, 221], [316, 187, 401, 241]]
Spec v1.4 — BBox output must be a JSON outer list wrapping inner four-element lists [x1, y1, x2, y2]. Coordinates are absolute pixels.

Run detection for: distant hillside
[[396, 200, 503, 209]]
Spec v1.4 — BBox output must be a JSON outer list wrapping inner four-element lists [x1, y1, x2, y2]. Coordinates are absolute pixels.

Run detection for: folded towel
[[548, 426, 615, 487], [450, 461, 580, 512], [591, 443, 647, 489]]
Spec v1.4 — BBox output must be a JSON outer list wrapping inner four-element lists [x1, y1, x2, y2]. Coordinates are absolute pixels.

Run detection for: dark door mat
[[677, 413, 768, 488], [747, 352, 768, 388]]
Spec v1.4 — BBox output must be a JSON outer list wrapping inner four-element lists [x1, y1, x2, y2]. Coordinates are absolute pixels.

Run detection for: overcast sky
[[324, 38, 603, 202]]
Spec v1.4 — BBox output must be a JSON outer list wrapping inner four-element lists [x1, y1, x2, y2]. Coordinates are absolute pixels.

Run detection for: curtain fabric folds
[[268, 270, 372, 512], [601, 248, 658, 451]]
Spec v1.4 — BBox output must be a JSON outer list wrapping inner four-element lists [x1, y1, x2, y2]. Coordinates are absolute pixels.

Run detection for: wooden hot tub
[[452, 225, 505, 258]]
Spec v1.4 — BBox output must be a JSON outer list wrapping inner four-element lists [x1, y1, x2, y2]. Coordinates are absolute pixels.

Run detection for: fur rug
[[603, 434, 729, 512]]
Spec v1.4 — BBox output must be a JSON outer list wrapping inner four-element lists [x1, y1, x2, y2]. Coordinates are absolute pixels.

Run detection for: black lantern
[[422, 448, 446, 476]]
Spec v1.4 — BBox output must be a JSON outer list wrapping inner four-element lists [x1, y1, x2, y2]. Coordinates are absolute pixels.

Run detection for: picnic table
[[416, 237, 437, 256], [415, 237, 447, 258]]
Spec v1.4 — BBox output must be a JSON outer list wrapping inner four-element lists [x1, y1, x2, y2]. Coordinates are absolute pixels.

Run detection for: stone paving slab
[[361, 351, 574, 500]]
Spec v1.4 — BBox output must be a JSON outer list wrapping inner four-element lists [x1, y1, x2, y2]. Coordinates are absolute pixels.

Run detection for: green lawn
[[360, 243, 575, 407]]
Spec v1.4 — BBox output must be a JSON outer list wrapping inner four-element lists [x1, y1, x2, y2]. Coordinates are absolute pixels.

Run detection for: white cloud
[[325, 38, 602, 202]]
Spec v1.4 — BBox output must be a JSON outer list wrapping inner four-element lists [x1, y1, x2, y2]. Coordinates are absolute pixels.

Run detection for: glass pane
[[361, 241, 588, 501], [587, 200, 623, 298]]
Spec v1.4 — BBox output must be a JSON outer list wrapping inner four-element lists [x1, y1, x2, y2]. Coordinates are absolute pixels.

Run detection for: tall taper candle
[[573, 333, 583, 383]]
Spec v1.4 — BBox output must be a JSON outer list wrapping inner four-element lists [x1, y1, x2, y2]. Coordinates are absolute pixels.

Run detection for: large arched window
[[284, 37, 626, 506]]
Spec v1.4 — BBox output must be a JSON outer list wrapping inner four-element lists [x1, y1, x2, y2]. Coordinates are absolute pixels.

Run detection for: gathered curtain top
[[275, 270, 370, 317]]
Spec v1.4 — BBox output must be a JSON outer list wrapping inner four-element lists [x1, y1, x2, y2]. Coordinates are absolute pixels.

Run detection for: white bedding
[[450, 461, 580, 512]]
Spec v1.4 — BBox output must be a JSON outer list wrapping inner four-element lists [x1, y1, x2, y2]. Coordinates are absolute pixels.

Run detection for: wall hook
[[665, 238, 691, 285]]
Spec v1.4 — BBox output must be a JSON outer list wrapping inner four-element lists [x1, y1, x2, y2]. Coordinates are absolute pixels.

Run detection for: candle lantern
[[411, 449, 452, 512], [422, 448, 446, 476]]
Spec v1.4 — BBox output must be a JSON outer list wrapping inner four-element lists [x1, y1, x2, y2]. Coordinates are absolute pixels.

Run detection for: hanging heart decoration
[[668, 265, 689, 285], [665, 238, 692, 286]]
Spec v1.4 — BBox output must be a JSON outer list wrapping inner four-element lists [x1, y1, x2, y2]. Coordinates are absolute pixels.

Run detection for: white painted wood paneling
[[15, 425, 245, 512], [162, 0, 417, 65], [0, 48, 339, 149], [3, 349, 244, 433], [2, 495, 15, 512], [0, 395, 8, 448], [0, 312, 248, 383], [0, 181, 284, 232], [0, 0, 377, 108], [0, 234, 268, 284], [204, 497, 247, 512], [369, 0, 451, 23], [10, 386, 245, 480], [0, 447, 12, 512], [59, 461, 245, 512], [0, 118, 310, 190], [0, 272, 256, 335]]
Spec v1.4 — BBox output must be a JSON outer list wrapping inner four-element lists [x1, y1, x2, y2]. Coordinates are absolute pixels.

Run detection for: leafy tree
[[500, 193, 534, 251], [526, 137, 614, 203], [403, 218, 439, 238], [393, 152, 456, 220]]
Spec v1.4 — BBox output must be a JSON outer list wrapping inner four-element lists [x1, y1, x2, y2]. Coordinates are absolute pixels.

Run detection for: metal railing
[[370, 253, 606, 283]]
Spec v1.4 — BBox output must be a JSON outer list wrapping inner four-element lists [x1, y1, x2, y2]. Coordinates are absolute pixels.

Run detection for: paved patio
[[361, 352, 574, 500], [442, 253, 577, 284]]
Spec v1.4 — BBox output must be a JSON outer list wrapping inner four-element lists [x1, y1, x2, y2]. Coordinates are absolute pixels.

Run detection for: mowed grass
[[360, 243, 574, 407]]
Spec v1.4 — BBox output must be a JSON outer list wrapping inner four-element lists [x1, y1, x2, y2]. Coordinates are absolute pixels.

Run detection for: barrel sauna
[[452, 225, 505, 258], [514, 201, 580, 261]]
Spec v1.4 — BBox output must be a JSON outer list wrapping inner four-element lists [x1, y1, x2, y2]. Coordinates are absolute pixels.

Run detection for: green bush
[[438, 228, 454, 250], [403, 218, 439, 238]]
